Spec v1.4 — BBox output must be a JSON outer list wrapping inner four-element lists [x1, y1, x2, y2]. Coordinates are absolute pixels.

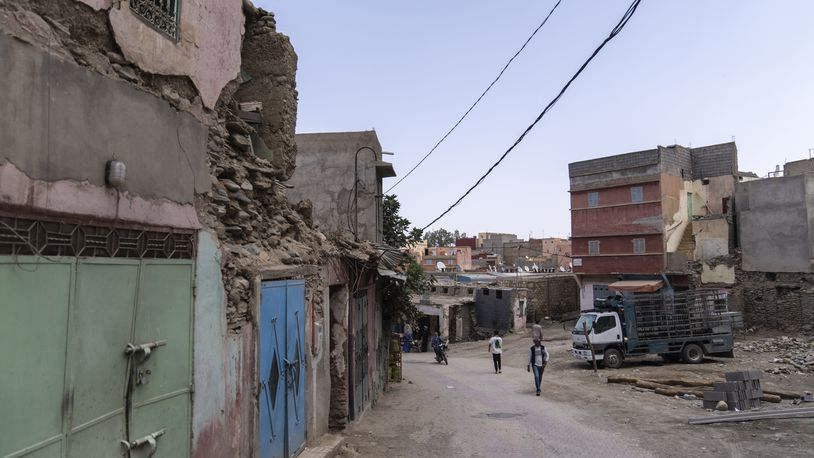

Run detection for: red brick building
[[569, 143, 740, 309]]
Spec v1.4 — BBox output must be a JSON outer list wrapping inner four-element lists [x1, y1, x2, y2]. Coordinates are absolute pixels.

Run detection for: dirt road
[[338, 324, 814, 457]]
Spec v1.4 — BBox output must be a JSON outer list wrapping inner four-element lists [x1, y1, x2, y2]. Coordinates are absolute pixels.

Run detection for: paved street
[[338, 342, 651, 458]]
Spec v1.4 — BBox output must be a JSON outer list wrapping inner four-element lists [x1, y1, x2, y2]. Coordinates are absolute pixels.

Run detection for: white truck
[[571, 289, 739, 368]]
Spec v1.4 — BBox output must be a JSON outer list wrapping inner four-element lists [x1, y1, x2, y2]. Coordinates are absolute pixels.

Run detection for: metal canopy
[[608, 279, 663, 292]]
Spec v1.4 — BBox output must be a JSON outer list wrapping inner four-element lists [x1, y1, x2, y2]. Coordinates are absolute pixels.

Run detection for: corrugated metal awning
[[608, 280, 663, 292], [377, 268, 406, 282]]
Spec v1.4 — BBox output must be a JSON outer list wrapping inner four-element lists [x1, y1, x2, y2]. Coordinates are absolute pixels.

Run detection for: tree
[[424, 228, 465, 247], [382, 195, 422, 248], [381, 258, 432, 325]]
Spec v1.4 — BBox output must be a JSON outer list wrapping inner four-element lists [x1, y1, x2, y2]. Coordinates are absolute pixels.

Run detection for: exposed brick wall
[[495, 275, 579, 320]]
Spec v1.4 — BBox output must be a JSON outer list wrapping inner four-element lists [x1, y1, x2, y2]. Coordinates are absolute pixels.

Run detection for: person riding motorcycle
[[431, 332, 446, 361]]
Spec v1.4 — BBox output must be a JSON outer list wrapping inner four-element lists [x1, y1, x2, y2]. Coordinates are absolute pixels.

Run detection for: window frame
[[587, 191, 600, 208], [588, 240, 600, 256]]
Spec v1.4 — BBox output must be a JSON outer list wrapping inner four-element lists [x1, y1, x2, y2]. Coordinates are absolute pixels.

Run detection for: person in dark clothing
[[527, 339, 549, 396]]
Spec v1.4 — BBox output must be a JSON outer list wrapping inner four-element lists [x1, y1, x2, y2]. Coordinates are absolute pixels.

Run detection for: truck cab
[[572, 310, 625, 368]]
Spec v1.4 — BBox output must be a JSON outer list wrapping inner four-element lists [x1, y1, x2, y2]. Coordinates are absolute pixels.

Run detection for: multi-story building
[[476, 232, 519, 255], [568, 142, 742, 309], [421, 246, 472, 272]]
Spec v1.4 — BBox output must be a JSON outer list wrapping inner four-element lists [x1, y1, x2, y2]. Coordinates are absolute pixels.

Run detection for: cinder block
[[715, 381, 740, 392], [704, 391, 727, 401], [749, 369, 763, 380], [725, 371, 748, 382]]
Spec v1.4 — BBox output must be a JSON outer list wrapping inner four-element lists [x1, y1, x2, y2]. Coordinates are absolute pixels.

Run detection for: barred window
[[632, 238, 646, 254], [130, 0, 180, 40], [588, 192, 600, 208], [588, 240, 600, 256]]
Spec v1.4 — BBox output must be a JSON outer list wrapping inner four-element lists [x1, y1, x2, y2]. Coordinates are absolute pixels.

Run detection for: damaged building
[[568, 142, 746, 307], [0, 1, 398, 457], [733, 163, 814, 332]]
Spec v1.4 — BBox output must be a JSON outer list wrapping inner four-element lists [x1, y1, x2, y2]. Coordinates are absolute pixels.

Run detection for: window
[[130, 0, 181, 40], [442, 287, 449, 294], [630, 186, 643, 203], [588, 240, 600, 256], [482, 288, 490, 296], [496, 290, 503, 299], [467, 288, 474, 294], [424, 249, 429, 255], [425, 260, 432, 265], [722, 197, 730, 214], [687, 192, 693, 218], [518, 300, 526, 317], [593, 316, 617, 334], [632, 238, 646, 254], [588, 192, 600, 208]]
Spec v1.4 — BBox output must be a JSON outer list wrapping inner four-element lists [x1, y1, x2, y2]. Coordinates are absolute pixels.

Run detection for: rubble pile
[[736, 336, 814, 375]]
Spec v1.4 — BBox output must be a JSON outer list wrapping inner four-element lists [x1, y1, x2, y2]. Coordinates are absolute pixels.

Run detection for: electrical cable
[[421, 0, 643, 231], [384, 0, 565, 194]]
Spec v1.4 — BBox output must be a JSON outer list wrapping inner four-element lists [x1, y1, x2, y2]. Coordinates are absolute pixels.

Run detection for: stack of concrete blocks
[[703, 369, 763, 410]]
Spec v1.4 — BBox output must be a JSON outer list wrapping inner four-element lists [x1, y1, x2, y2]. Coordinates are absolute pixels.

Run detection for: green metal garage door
[[0, 257, 193, 458]]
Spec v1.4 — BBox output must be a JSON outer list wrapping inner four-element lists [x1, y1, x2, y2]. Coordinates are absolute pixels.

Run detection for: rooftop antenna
[[809, 148, 813, 159], [731, 135, 736, 142]]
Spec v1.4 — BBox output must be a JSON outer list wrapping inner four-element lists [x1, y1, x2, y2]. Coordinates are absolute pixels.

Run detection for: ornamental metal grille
[[0, 216, 194, 259], [130, 0, 180, 40]]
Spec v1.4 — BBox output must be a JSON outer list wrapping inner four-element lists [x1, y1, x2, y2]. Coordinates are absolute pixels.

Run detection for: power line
[[421, 0, 643, 231], [385, 0, 565, 194]]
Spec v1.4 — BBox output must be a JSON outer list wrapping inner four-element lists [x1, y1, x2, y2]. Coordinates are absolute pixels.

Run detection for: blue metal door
[[259, 280, 306, 458]]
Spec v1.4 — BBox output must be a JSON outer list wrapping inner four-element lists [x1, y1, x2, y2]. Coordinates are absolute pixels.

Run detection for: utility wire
[[421, 0, 643, 231], [385, 0, 564, 194]]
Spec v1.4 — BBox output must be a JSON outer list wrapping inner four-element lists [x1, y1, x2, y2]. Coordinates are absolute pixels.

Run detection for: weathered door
[[129, 261, 194, 458], [259, 280, 306, 458], [0, 256, 193, 458], [351, 292, 369, 420]]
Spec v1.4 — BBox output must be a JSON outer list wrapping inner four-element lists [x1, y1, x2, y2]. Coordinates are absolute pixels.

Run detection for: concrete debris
[[736, 336, 814, 375], [716, 401, 728, 411]]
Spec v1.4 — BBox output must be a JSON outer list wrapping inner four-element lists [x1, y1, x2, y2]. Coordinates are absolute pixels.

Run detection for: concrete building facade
[[288, 131, 396, 243]]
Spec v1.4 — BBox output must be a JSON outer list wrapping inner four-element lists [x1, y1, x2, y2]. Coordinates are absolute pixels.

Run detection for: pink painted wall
[[0, 163, 200, 229]]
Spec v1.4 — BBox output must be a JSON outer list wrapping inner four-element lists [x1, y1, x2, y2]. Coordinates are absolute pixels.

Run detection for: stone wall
[[734, 269, 814, 333], [496, 274, 579, 320]]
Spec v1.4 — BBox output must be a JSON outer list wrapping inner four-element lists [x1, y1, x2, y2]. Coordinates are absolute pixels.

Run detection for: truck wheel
[[681, 343, 704, 364], [603, 348, 624, 369]]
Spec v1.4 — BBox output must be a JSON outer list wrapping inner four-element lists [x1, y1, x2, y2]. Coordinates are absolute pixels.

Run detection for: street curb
[[297, 433, 344, 458]]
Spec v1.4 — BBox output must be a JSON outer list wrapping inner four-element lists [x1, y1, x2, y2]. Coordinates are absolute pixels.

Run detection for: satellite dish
[[436, 261, 446, 271], [559, 266, 567, 272], [523, 266, 531, 272]]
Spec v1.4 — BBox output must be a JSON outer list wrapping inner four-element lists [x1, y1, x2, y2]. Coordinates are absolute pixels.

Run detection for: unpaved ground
[[337, 323, 814, 457]]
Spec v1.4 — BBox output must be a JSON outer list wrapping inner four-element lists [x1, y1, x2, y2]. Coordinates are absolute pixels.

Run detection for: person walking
[[488, 330, 503, 374], [532, 318, 543, 342], [527, 339, 549, 396]]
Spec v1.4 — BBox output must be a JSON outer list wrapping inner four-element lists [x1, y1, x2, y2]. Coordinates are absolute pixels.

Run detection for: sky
[[259, 0, 814, 239]]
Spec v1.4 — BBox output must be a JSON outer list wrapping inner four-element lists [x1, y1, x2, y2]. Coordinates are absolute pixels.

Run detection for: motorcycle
[[433, 342, 449, 365]]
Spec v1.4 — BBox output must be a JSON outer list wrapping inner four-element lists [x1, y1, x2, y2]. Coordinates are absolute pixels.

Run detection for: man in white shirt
[[527, 339, 549, 396], [488, 330, 503, 374]]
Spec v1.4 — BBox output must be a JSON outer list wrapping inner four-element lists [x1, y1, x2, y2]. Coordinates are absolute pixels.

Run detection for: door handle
[[125, 340, 167, 361], [120, 429, 165, 457]]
